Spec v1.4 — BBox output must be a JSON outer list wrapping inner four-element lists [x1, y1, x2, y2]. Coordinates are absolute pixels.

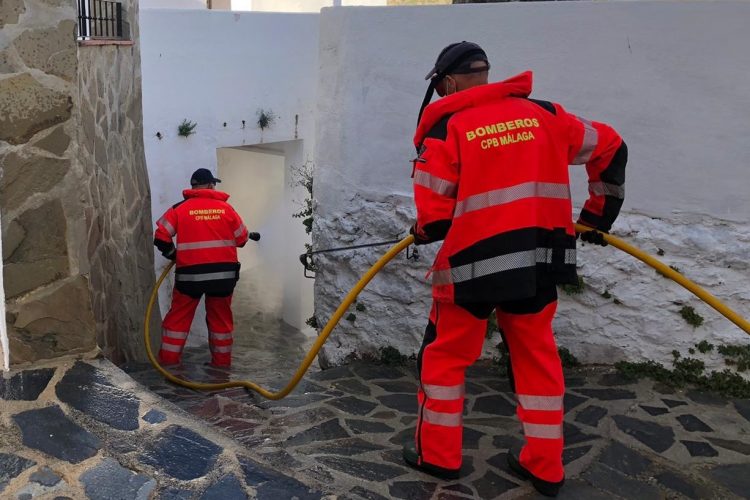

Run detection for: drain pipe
[[0, 220, 8, 371]]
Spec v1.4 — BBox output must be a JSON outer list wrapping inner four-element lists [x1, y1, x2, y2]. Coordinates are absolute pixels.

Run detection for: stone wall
[[1, 0, 156, 366], [77, 0, 157, 364], [1, 0, 97, 364]]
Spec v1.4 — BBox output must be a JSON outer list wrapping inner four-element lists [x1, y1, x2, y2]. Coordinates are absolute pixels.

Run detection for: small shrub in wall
[[257, 108, 275, 142], [379, 346, 410, 366], [615, 343, 750, 398], [177, 119, 197, 138]]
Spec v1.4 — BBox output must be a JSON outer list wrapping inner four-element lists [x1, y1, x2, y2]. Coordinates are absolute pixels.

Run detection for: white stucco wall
[[140, 0, 207, 10], [140, 10, 318, 338], [313, 2, 750, 367], [250, 0, 386, 12]]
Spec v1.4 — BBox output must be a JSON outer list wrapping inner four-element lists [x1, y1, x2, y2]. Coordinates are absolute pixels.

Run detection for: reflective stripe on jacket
[[413, 71, 627, 304]]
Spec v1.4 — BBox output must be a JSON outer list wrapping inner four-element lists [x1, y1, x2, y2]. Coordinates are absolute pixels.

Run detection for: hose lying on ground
[[144, 236, 414, 398], [144, 227, 749, 399]]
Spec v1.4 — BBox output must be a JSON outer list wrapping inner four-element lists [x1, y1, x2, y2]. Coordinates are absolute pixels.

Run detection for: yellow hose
[[145, 227, 749, 399], [144, 236, 415, 398], [574, 224, 750, 335]]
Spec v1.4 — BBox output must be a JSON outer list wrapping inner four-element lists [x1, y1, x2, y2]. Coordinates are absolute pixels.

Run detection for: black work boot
[[507, 447, 564, 497], [402, 443, 461, 480]]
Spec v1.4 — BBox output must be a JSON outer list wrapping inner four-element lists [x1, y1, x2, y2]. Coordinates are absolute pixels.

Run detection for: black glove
[[577, 227, 608, 247], [409, 223, 431, 246], [248, 232, 261, 241], [163, 248, 177, 261]]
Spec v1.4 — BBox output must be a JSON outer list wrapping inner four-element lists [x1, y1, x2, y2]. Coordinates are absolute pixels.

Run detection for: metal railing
[[77, 0, 124, 40]]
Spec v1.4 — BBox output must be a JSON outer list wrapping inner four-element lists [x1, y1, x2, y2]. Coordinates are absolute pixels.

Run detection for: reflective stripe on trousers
[[422, 408, 462, 427], [209, 331, 232, 341], [159, 342, 183, 353], [523, 422, 563, 440], [423, 383, 464, 401], [163, 329, 188, 340], [209, 345, 232, 354], [517, 394, 564, 411]]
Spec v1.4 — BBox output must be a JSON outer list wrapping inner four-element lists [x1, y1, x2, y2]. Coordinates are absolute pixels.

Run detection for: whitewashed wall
[[140, 10, 318, 338], [140, 0, 207, 10], [313, 2, 750, 367], [250, 0, 387, 12], [140, 0, 387, 12]]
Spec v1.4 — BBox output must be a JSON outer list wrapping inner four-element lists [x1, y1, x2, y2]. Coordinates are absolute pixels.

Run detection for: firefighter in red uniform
[[154, 168, 260, 368], [402, 42, 627, 497]]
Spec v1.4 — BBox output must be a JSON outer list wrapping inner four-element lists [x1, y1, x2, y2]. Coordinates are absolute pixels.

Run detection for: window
[[77, 0, 127, 40]]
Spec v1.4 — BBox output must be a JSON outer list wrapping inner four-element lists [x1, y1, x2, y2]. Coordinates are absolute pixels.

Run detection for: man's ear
[[435, 78, 447, 98], [443, 75, 456, 95]]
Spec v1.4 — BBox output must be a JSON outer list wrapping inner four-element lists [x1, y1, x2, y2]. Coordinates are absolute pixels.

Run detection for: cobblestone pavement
[[125, 352, 750, 500], [0, 357, 322, 499]]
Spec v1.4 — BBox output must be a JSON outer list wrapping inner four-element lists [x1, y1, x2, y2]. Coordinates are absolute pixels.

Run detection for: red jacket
[[155, 189, 249, 297], [413, 71, 627, 304]]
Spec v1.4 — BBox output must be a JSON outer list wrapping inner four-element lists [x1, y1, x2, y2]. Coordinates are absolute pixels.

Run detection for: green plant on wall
[[257, 108, 275, 142], [560, 276, 585, 296], [305, 316, 318, 329], [291, 161, 314, 234], [379, 346, 410, 366], [290, 160, 314, 271], [615, 342, 750, 398], [679, 306, 704, 328], [177, 119, 197, 137]]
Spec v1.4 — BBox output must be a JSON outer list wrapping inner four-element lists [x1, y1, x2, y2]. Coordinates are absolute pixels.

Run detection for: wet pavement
[[4, 268, 748, 499], [125, 355, 750, 499], [0, 358, 321, 499], [3, 339, 749, 500], [127, 264, 750, 499]]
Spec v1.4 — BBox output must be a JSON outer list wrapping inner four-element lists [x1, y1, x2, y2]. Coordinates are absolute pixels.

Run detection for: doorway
[[207, 140, 315, 384]]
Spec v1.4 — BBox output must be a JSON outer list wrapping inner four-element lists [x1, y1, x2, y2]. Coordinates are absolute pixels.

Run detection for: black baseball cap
[[190, 168, 221, 186], [417, 41, 490, 126], [424, 41, 489, 81]]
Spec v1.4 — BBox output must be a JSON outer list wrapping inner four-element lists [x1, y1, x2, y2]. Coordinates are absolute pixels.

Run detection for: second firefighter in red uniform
[[154, 168, 260, 368], [403, 42, 627, 498]]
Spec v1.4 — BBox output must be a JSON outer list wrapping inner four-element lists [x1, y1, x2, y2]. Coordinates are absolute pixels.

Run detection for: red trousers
[[159, 289, 234, 367], [415, 290, 565, 482]]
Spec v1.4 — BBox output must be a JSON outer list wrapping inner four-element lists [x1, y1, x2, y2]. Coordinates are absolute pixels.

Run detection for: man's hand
[[409, 223, 432, 246], [576, 225, 608, 247], [248, 232, 261, 241]]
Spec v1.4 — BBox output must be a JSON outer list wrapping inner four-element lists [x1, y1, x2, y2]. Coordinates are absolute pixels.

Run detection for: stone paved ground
[[0, 357, 322, 499], [126, 352, 750, 500]]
